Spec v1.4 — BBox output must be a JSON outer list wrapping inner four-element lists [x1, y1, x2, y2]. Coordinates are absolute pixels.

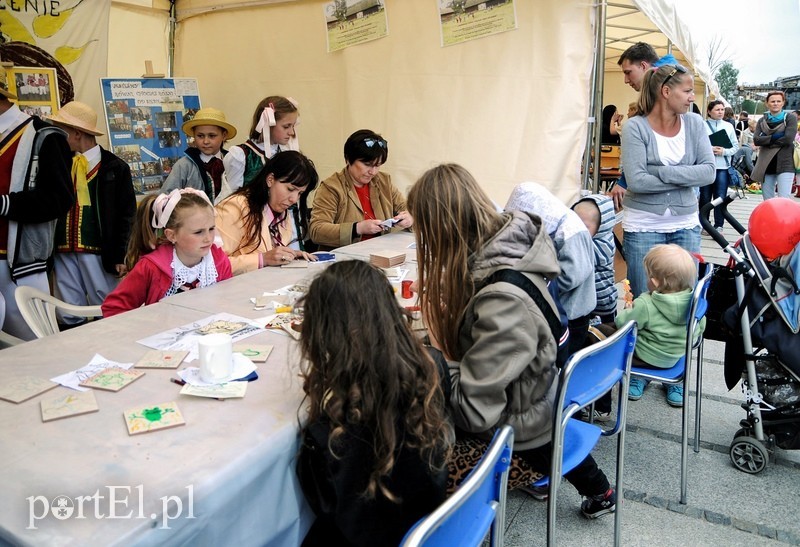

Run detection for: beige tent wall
[[109, 2, 171, 78], [103, 1, 171, 148], [162, 0, 594, 205]]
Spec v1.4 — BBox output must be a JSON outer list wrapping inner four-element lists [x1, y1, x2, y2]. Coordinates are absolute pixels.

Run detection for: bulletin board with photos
[[5, 66, 60, 119], [99, 78, 202, 195]]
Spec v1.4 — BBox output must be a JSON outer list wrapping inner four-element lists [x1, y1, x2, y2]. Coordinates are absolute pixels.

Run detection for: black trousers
[[516, 442, 610, 497]]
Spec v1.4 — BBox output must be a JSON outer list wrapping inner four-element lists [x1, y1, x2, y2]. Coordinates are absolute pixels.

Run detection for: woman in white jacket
[[701, 100, 739, 232]]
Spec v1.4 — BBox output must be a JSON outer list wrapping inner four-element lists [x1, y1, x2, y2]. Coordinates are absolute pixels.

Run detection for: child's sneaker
[[666, 384, 684, 407], [518, 484, 549, 501], [628, 377, 648, 400], [581, 488, 616, 519], [580, 408, 613, 423]]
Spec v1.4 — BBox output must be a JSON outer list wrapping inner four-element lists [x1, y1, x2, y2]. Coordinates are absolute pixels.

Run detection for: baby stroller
[[701, 196, 800, 474]]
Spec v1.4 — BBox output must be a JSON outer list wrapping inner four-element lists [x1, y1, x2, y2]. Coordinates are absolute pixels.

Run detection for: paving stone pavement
[[502, 191, 800, 546]]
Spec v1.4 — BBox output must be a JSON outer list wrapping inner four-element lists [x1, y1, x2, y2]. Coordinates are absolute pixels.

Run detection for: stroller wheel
[[733, 427, 751, 439], [730, 437, 769, 474]]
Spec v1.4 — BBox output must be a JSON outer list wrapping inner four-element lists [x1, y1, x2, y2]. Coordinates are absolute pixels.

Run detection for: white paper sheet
[[50, 354, 134, 392], [137, 312, 265, 361]]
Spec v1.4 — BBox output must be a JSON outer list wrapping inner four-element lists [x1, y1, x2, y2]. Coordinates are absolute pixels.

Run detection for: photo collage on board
[[101, 79, 201, 195]]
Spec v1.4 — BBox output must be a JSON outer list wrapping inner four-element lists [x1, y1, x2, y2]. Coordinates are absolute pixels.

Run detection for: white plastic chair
[[14, 286, 102, 339], [0, 329, 24, 348]]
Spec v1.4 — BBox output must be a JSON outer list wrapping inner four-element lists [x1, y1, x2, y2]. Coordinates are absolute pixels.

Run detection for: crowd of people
[[1, 40, 797, 546]]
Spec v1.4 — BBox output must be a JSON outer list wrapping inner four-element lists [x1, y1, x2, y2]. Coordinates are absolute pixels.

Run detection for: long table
[[0, 244, 420, 546], [332, 231, 416, 262], [0, 291, 313, 545]]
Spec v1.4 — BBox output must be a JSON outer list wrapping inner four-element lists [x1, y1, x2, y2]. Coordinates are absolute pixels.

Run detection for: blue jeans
[[761, 172, 795, 199], [698, 169, 729, 228], [623, 227, 700, 298]]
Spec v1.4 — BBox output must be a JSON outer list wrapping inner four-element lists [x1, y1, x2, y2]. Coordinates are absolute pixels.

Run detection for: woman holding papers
[[701, 100, 739, 232], [620, 64, 715, 297], [309, 129, 412, 250], [752, 91, 798, 200]]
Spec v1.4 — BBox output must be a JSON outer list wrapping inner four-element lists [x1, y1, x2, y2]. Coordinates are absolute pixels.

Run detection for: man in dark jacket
[[49, 101, 136, 324], [0, 73, 73, 340]]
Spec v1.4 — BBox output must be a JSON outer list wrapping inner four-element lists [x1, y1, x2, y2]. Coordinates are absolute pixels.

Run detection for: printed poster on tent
[[437, 0, 517, 47], [100, 78, 201, 195], [323, 0, 389, 53]]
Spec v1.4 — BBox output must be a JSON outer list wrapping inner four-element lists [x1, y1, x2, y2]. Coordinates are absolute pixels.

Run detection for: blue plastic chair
[[629, 266, 712, 504], [400, 425, 514, 547], [535, 319, 637, 546]]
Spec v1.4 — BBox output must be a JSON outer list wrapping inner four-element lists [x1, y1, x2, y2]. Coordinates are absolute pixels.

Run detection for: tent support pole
[[168, 0, 177, 77], [584, 0, 607, 194]]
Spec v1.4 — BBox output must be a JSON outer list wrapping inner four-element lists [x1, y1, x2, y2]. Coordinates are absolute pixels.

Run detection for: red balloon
[[748, 198, 800, 261]]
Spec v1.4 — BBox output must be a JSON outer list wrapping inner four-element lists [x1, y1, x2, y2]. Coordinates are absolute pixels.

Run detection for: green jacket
[[616, 289, 706, 368]]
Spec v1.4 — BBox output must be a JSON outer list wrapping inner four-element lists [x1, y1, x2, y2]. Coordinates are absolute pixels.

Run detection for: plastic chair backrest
[[686, 268, 713, 357], [400, 425, 514, 547], [561, 320, 637, 416], [14, 286, 102, 339]]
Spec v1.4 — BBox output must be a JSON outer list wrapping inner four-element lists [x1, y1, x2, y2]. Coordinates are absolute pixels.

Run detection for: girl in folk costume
[[160, 107, 237, 203], [101, 189, 232, 317], [218, 96, 300, 202]]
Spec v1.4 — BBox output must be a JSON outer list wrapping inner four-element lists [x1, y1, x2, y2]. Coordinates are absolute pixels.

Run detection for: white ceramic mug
[[198, 333, 233, 383]]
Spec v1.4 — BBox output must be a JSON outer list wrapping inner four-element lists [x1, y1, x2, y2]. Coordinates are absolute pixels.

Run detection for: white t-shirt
[[623, 117, 698, 232]]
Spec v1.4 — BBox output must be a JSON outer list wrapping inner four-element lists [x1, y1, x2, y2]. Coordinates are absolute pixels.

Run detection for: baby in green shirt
[[600, 244, 705, 407]]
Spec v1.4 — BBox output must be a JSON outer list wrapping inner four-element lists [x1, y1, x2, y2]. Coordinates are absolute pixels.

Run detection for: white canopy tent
[[102, 0, 717, 204], [584, 0, 721, 191], [603, 0, 720, 112]]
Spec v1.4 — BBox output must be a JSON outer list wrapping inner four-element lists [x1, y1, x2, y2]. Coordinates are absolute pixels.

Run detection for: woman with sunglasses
[[310, 129, 413, 249], [621, 64, 715, 298], [215, 150, 319, 275]]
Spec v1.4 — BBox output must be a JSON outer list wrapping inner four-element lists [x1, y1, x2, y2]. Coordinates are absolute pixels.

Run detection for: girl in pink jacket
[[102, 188, 232, 317]]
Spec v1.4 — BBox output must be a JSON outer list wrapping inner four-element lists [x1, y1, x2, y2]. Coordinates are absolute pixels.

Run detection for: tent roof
[[605, 0, 721, 99]]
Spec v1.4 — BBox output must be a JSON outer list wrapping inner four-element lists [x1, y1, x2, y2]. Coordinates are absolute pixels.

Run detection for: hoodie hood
[[650, 289, 693, 325], [469, 211, 560, 283]]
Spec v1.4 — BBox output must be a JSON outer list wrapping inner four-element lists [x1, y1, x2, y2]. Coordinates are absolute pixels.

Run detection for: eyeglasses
[[363, 138, 387, 149], [662, 64, 687, 87]]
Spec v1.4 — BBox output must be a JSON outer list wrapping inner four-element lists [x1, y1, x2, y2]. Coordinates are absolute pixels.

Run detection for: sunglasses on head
[[363, 138, 387, 149], [662, 64, 687, 87]]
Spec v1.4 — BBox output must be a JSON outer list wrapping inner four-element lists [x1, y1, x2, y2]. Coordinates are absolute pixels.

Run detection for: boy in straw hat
[[0, 70, 73, 341], [160, 107, 236, 203], [47, 101, 136, 323]]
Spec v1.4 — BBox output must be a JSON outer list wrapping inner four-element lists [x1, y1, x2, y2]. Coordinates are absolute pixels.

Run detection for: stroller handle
[[700, 194, 745, 248]]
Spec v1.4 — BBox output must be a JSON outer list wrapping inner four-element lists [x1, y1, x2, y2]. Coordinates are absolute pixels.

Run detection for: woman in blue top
[[701, 100, 738, 233], [620, 64, 715, 297]]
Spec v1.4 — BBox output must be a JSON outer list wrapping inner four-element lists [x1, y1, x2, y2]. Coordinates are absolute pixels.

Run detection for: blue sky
[[674, 0, 799, 84]]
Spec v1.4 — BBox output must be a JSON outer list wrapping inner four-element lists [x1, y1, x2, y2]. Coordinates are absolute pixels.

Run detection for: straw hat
[[47, 101, 104, 136], [181, 107, 237, 140], [0, 71, 18, 100]]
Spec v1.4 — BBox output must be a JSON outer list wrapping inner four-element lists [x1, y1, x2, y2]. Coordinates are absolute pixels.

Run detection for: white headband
[[151, 188, 212, 229]]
